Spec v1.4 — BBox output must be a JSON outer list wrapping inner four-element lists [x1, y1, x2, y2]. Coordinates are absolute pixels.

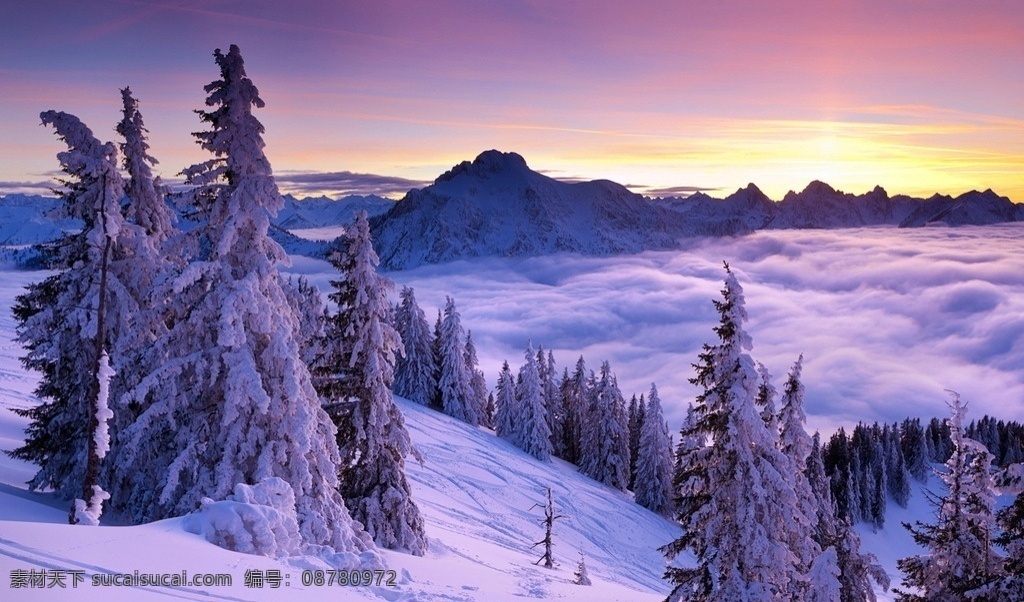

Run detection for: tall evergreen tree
[[627, 393, 644, 490], [494, 361, 517, 441], [661, 265, 816, 601], [559, 357, 590, 465], [9, 111, 153, 526], [991, 465, 1024, 598], [317, 211, 427, 555], [436, 297, 480, 425], [901, 417, 931, 484], [896, 393, 1004, 601], [634, 384, 673, 516], [755, 361, 778, 434], [539, 349, 564, 458], [392, 287, 437, 406], [579, 360, 630, 491], [464, 331, 489, 427], [775, 356, 841, 599], [514, 343, 552, 461], [116, 87, 175, 245], [885, 424, 912, 508], [116, 45, 376, 561]]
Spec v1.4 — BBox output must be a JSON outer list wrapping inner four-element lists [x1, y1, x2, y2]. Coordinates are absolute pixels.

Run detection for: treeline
[[390, 291, 675, 515], [822, 416, 1024, 530]]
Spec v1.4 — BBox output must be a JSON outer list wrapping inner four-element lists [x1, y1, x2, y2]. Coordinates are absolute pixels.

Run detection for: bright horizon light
[[1, 1, 1022, 202]]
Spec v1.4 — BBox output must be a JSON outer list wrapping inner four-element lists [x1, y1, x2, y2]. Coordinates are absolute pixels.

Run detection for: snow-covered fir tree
[[115, 45, 376, 562], [756, 361, 778, 433], [773, 355, 834, 599], [494, 361, 518, 441], [885, 423, 912, 508], [436, 297, 480, 425], [633, 383, 673, 516], [9, 111, 145, 524], [392, 286, 437, 407], [573, 551, 592, 586], [116, 87, 175, 245], [559, 357, 590, 465], [317, 211, 427, 556], [992, 464, 1024, 598], [901, 417, 931, 484], [661, 265, 818, 601], [282, 275, 327, 369], [896, 393, 1004, 601], [514, 343, 552, 461], [579, 360, 630, 491], [627, 393, 644, 490], [538, 348, 564, 458], [465, 331, 490, 427]]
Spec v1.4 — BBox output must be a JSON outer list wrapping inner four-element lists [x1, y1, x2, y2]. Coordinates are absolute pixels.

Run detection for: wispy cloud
[[273, 170, 430, 198]]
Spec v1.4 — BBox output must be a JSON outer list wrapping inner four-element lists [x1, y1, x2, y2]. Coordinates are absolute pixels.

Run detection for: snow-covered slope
[[369, 151, 696, 270], [0, 195, 81, 246], [0, 264, 680, 601], [276, 194, 394, 230], [897, 189, 1020, 228]]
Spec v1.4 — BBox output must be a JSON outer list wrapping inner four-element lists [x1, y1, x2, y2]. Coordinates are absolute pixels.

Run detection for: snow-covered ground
[[0, 264, 681, 601]]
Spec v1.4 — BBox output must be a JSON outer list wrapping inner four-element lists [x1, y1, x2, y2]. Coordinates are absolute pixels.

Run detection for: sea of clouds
[[287, 224, 1024, 435]]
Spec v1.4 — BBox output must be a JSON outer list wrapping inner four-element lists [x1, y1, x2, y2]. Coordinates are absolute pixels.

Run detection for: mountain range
[[3, 150, 1020, 270], [369, 150, 1023, 269]]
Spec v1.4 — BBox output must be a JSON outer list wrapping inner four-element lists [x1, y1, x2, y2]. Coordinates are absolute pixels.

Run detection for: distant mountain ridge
[[369, 150, 1023, 270], [4, 152, 1021, 270]]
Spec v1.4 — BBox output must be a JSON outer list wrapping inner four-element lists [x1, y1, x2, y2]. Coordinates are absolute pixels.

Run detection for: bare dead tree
[[530, 487, 568, 568]]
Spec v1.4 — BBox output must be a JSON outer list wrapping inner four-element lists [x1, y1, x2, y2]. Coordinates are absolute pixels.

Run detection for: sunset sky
[[2, 0, 1022, 201]]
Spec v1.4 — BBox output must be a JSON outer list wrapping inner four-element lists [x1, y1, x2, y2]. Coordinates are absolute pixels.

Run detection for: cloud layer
[[287, 224, 1024, 435]]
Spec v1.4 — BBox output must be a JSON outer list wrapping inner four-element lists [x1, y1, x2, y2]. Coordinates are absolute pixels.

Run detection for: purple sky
[[2, 0, 1023, 200]]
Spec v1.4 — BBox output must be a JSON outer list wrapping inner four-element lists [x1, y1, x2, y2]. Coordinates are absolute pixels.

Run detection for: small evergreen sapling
[[573, 551, 592, 586]]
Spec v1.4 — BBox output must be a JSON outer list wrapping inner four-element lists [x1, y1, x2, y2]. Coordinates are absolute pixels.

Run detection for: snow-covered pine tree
[[579, 360, 630, 491], [282, 275, 327, 369], [116, 45, 376, 562], [436, 297, 480, 425], [559, 357, 590, 465], [392, 286, 437, 407], [627, 393, 644, 490], [901, 417, 931, 484], [9, 111, 145, 525], [117, 87, 175, 245], [316, 210, 427, 556], [885, 423, 911, 508], [896, 393, 1004, 601], [465, 331, 490, 427], [634, 383, 673, 516], [756, 361, 778, 433], [515, 343, 552, 461], [992, 465, 1024, 598], [660, 265, 816, 601], [573, 551, 593, 586], [103, 89, 187, 516], [539, 348, 565, 458], [775, 355, 836, 599], [494, 361, 517, 441]]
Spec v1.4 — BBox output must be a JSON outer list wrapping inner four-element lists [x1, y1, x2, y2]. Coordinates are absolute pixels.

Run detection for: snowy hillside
[[0, 264, 680, 601]]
